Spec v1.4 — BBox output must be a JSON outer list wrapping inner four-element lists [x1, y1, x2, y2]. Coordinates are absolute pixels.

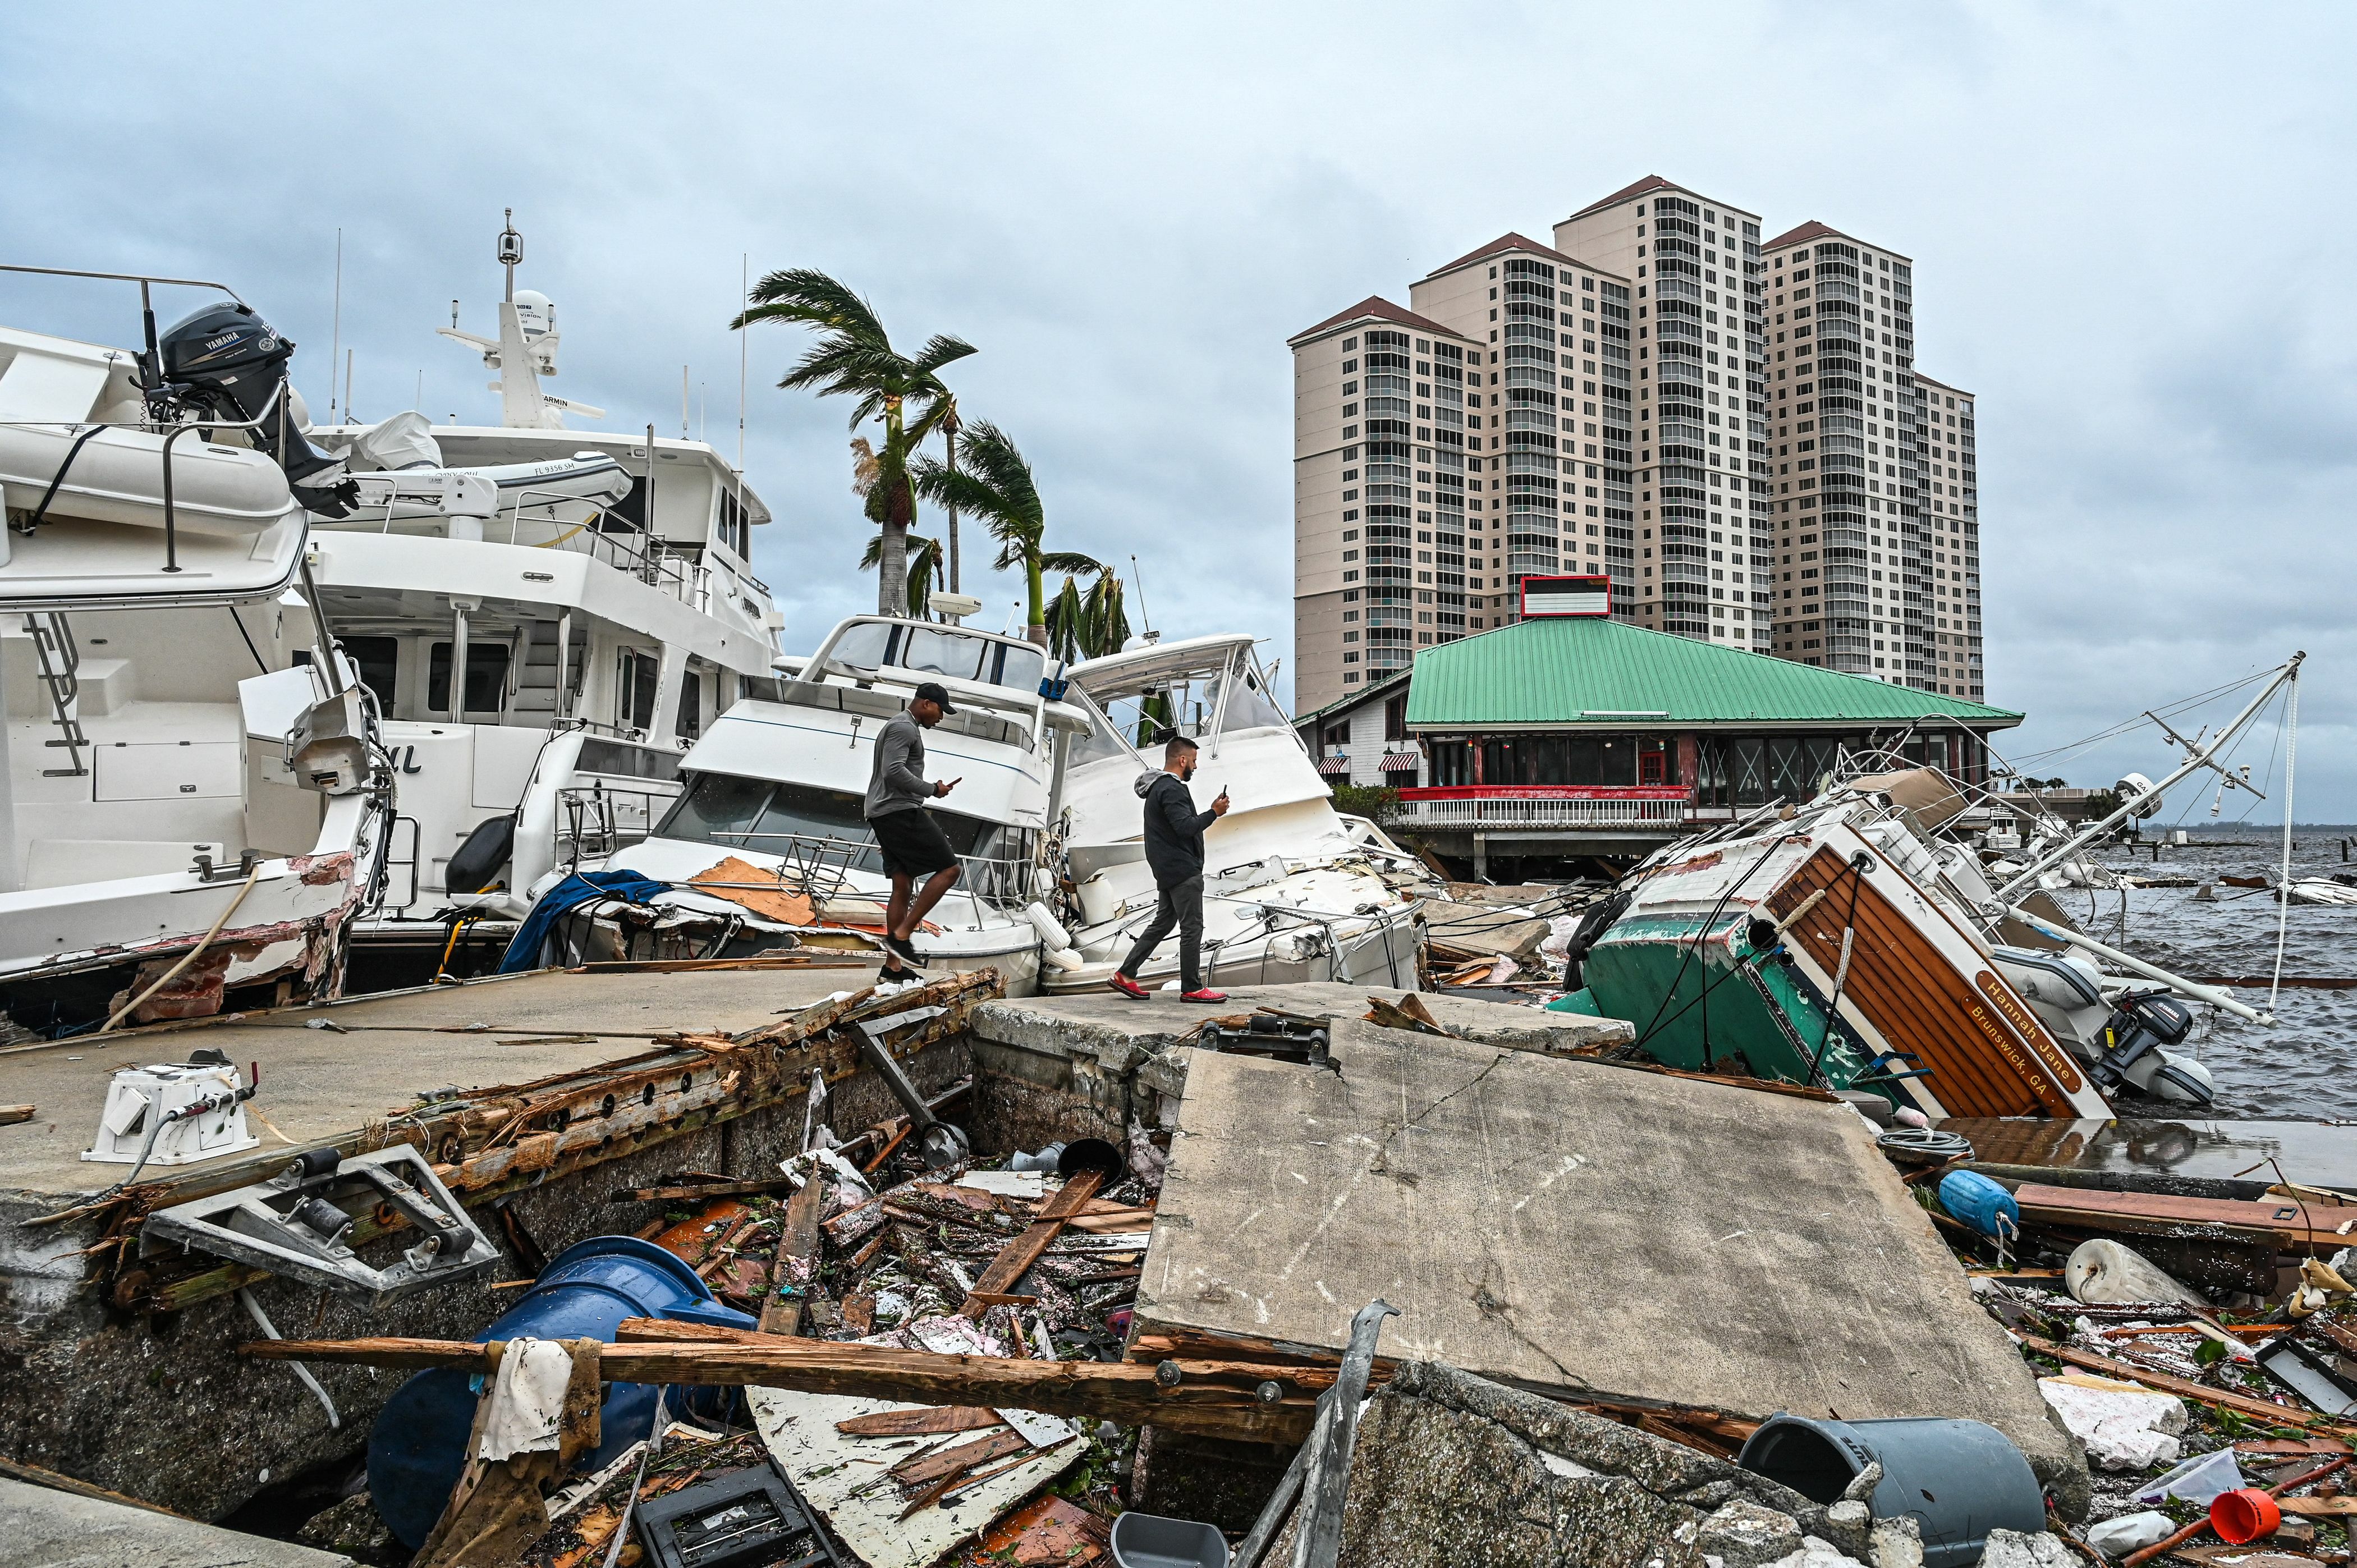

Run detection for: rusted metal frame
[[125, 975, 994, 1312]]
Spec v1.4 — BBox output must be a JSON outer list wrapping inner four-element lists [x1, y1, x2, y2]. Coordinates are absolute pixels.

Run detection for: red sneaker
[[1107, 973, 1150, 1001], [1181, 988, 1230, 1004]]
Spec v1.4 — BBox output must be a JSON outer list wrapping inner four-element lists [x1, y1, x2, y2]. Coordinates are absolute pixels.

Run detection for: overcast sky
[[6, 3, 2350, 819]]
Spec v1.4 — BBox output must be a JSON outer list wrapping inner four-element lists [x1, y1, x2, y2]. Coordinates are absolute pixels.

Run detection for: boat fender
[[1936, 1170, 2020, 1240], [1024, 900, 1072, 951]]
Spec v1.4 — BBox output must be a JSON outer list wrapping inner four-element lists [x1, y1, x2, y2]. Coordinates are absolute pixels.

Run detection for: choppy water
[[2079, 823, 2357, 1120]]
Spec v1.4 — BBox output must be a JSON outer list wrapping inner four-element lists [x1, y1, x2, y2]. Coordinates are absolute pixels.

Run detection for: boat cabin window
[[318, 637, 399, 710], [677, 672, 702, 740], [657, 771, 1031, 872], [1085, 648, 1291, 751], [616, 650, 659, 732], [824, 621, 1048, 694], [428, 642, 511, 716]]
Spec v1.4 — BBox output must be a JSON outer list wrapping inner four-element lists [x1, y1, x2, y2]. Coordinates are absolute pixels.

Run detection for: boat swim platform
[[1129, 1011, 2084, 1505]]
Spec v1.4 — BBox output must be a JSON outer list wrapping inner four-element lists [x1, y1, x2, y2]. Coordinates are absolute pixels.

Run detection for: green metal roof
[[1404, 617, 2021, 731]]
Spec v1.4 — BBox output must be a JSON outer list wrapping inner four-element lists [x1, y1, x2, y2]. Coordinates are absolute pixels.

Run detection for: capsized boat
[[1042, 634, 1436, 993], [513, 614, 1092, 991], [1558, 656, 2305, 1115]]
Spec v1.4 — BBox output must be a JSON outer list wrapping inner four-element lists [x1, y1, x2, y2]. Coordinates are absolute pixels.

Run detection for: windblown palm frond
[[733, 267, 973, 615], [860, 532, 943, 618]]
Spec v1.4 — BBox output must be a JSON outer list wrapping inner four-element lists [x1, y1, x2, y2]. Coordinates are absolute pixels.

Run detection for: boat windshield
[[656, 771, 1031, 872], [1082, 646, 1294, 753], [824, 620, 1046, 695]]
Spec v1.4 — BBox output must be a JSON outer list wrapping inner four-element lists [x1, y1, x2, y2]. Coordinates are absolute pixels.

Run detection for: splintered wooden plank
[[960, 1170, 1104, 1318], [759, 1174, 826, 1335], [834, 1406, 1003, 1438], [886, 1427, 1032, 1486], [2015, 1184, 2357, 1253], [749, 1386, 1085, 1568]]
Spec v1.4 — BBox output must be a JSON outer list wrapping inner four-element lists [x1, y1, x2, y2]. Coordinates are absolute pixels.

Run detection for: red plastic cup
[[2210, 1488, 2281, 1545]]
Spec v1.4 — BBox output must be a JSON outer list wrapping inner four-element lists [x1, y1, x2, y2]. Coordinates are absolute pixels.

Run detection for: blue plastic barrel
[[1738, 1413, 2046, 1568], [1936, 1170, 2021, 1240], [367, 1236, 757, 1549]]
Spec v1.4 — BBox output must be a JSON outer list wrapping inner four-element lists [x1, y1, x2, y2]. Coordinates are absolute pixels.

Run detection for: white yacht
[[0, 265, 393, 1036], [521, 615, 1090, 991], [1044, 634, 1434, 993], [304, 216, 788, 986]]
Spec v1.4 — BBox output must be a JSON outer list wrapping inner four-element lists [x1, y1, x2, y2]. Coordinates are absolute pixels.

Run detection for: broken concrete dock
[[0, 958, 2090, 1544]]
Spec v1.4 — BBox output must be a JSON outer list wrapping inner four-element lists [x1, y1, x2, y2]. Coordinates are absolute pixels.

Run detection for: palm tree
[[914, 421, 1104, 647], [1043, 567, 1132, 663], [859, 526, 944, 618], [733, 269, 973, 616]]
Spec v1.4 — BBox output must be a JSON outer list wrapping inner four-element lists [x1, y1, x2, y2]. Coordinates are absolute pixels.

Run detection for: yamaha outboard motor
[[2093, 989, 2212, 1104], [157, 301, 356, 516]]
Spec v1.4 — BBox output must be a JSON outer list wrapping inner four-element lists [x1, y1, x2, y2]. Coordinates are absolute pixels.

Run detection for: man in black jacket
[[1108, 734, 1231, 1002]]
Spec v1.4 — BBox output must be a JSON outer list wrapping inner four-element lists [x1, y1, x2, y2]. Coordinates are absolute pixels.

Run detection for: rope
[[2271, 668, 2299, 1014], [95, 863, 263, 1035]]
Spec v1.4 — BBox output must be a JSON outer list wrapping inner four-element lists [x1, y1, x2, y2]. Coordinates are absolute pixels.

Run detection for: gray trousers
[[1121, 874, 1205, 992]]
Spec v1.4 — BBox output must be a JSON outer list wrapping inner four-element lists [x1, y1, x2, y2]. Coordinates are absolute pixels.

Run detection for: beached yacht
[[1043, 634, 1434, 993], [300, 216, 787, 985], [513, 615, 1092, 992], [0, 265, 393, 1034], [1557, 656, 2305, 1116]]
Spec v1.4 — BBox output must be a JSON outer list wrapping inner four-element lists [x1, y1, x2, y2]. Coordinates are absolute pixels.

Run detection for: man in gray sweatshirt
[[865, 681, 962, 980]]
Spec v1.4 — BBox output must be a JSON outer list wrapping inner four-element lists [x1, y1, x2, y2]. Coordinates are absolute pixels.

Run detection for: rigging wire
[[2271, 668, 2299, 1014]]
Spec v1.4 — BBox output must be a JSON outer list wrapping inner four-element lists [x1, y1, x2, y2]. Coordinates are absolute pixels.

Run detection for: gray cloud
[[4, 2, 2350, 811]]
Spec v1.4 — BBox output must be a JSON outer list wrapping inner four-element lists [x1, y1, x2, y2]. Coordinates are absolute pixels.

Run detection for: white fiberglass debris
[[2037, 1374, 2187, 1470]]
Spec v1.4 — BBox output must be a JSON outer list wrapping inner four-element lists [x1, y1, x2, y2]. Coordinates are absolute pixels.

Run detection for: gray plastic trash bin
[[1109, 1511, 1231, 1568], [1737, 1413, 2045, 1568]]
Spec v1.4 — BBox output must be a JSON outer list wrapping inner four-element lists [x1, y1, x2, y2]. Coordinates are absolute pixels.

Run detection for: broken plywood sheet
[[1138, 1018, 2076, 1484], [690, 856, 817, 925], [748, 1387, 1085, 1568]]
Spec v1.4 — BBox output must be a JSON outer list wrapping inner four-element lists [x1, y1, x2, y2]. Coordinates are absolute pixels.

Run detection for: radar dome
[[513, 290, 555, 337]]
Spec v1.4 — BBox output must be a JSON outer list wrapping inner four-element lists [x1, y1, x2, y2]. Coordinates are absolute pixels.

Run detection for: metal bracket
[[193, 848, 262, 883], [854, 1007, 969, 1168], [140, 1144, 501, 1305]]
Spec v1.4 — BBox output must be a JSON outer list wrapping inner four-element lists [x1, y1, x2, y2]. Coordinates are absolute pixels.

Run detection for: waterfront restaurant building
[[1300, 576, 2019, 875]]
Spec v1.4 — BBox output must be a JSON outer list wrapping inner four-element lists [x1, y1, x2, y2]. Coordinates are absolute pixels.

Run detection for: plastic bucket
[[366, 1236, 756, 1549], [1109, 1511, 1231, 1568], [2211, 1488, 2281, 1545], [1737, 1413, 2046, 1568]]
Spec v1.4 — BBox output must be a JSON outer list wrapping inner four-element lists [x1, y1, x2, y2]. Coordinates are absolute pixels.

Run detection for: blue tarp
[[497, 870, 668, 974]]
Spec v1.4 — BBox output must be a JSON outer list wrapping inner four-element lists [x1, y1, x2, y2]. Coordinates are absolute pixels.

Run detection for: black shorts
[[868, 808, 958, 878]]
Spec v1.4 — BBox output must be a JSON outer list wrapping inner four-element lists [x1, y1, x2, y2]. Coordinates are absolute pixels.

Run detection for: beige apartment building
[[1291, 177, 1985, 712], [1553, 177, 1773, 653]]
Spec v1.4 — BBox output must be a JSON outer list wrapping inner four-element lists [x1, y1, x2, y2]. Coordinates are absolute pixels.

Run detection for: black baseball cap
[[913, 681, 957, 714]]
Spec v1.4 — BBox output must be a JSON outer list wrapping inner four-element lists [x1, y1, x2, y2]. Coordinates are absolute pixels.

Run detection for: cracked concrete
[[1136, 1013, 2085, 1510]]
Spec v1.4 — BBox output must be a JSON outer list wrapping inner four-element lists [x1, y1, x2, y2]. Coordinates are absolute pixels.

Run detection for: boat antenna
[[343, 349, 354, 427], [682, 366, 690, 439], [498, 209, 521, 304], [737, 253, 749, 474], [1130, 553, 1153, 632], [327, 228, 342, 424]]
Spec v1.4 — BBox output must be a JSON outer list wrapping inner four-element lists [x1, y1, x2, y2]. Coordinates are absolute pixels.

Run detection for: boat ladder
[[22, 612, 88, 777]]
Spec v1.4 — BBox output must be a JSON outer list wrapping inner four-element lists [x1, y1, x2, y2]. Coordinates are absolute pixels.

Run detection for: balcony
[[1395, 787, 1693, 831]]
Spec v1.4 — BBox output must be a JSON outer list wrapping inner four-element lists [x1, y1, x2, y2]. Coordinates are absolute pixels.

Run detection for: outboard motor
[[157, 301, 356, 516], [2093, 989, 2212, 1104]]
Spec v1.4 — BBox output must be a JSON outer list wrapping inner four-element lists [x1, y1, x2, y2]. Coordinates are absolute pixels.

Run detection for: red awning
[[1316, 755, 1350, 775], [1379, 751, 1422, 770]]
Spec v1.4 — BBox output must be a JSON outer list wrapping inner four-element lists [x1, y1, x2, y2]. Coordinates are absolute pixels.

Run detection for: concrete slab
[[971, 980, 1631, 1069], [0, 964, 874, 1199], [0, 1475, 354, 1567], [1136, 1016, 2080, 1497]]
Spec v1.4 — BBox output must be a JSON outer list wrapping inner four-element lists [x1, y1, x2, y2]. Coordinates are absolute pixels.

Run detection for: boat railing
[[337, 483, 712, 612], [554, 782, 672, 868], [638, 824, 1035, 928]]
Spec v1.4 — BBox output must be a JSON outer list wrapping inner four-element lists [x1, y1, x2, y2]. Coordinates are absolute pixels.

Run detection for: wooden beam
[[2015, 1185, 2357, 1255], [2017, 1336, 2357, 1438], [758, 1173, 825, 1336], [0, 1105, 35, 1126], [239, 1328, 1320, 1443], [960, 1169, 1103, 1318]]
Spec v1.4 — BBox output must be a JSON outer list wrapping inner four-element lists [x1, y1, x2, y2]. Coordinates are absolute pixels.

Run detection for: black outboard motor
[[2092, 989, 2203, 1099], [157, 301, 356, 516]]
